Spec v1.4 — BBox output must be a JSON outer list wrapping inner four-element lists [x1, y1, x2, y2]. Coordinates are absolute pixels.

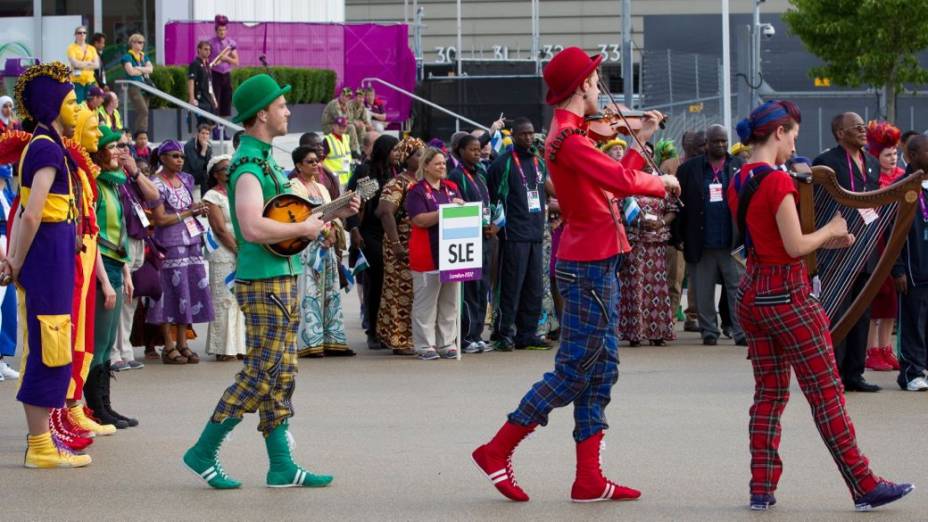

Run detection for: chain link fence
[[637, 49, 928, 157]]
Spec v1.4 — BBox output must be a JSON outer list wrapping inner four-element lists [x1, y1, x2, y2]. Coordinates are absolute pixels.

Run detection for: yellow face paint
[[79, 112, 102, 152], [58, 90, 78, 129]]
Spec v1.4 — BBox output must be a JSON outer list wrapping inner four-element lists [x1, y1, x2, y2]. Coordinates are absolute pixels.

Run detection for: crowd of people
[[0, 33, 925, 511]]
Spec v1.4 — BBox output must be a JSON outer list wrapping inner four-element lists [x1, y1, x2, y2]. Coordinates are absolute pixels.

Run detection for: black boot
[[101, 361, 138, 427], [86, 365, 129, 429]]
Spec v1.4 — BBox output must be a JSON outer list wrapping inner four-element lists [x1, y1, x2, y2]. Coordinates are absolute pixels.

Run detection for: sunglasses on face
[[76, 31, 87, 35], [167, 153, 185, 160], [116, 143, 129, 149]]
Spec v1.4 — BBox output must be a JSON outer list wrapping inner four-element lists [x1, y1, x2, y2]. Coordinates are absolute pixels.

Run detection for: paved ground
[[0, 290, 926, 521]]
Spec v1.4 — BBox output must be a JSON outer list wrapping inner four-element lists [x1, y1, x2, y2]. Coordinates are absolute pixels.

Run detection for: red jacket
[[544, 109, 665, 261]]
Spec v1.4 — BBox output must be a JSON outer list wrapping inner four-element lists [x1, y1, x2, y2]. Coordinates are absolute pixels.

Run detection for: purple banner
[[440, 268, 482, 284], [164, 21, 415, 123]]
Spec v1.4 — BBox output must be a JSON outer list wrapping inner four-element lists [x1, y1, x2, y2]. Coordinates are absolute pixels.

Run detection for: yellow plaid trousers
[[211, 276, 299, 435]]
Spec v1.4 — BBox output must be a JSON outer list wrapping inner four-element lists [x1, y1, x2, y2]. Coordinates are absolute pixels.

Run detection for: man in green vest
[[182, 74, 360, 490]]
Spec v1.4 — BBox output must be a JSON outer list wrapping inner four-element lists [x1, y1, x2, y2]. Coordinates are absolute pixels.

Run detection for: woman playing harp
[[731, 100, 912, 512]]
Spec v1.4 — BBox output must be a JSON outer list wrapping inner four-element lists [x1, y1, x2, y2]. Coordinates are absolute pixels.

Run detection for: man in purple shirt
[[208, 14, 238, 120]]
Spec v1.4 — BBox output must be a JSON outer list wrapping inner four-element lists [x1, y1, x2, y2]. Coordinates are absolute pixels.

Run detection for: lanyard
[[462, 164, 488, 200], [423, 180, 450, 207], [919, 191, 928, 223], [512, 152, 541, 189], [846, 151, 864, 192], [710, 161, 724, 184]]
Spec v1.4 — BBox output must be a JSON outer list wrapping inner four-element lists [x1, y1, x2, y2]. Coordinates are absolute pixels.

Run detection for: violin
[[585, 103, 668, 143]]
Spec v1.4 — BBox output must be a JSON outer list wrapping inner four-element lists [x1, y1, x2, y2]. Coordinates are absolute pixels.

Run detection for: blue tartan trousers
[[509, 255, 622, 442]]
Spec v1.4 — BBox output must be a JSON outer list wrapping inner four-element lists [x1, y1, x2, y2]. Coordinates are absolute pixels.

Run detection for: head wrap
[[0, 95, 12, 125], [207, 154, 232, 176], [427, 138, 447, 155], [15, 61, 74, 126], [653, 139, 678, 166], [735, 100, 801, 145], [394, 136, 425, 166], [157, 139, 183, 156], [866, 120, 901, 158]]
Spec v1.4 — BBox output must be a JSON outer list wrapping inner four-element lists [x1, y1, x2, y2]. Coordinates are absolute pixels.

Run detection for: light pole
[[722, 0, 732, 145], [622, 0, 633, 107]]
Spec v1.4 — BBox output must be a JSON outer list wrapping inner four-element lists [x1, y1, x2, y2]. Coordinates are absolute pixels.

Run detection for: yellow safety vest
[[323, 133, 352, 188]]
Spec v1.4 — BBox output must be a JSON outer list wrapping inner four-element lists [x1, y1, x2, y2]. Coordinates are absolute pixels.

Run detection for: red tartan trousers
[[737, 261, 879, 499]]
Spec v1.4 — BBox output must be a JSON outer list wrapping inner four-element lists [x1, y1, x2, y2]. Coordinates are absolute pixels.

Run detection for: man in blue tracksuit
[[892, 134, 928, 392]]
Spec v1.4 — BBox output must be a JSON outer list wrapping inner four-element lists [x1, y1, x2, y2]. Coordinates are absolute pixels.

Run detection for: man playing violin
[[472, 46, 680, 503]]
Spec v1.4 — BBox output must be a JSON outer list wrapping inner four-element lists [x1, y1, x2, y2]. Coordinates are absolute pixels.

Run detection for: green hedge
[[146, 66, 336, 109]]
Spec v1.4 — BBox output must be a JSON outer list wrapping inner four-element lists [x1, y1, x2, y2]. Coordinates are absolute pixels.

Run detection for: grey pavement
[[0, 289, 925, 521]]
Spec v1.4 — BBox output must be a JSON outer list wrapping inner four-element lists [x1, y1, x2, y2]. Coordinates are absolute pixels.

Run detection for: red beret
[[543, 47, 603, 106]]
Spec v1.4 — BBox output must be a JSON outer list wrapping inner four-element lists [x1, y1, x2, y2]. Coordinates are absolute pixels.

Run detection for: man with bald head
[[813, 111, 881, 392], [892, 134, 928, 391], [675, 124, 745, 346], [663, 130, 707, 331]]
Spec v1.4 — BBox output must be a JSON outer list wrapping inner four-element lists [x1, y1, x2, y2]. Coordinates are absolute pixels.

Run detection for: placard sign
[[439, 202, 483, 283]]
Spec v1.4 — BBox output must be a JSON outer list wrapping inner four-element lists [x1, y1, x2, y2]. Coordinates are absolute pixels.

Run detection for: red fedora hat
[[543, 47, 603, 106]]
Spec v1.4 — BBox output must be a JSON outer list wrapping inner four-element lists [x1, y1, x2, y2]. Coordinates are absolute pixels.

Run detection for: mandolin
[[263, 178, 379, 257]]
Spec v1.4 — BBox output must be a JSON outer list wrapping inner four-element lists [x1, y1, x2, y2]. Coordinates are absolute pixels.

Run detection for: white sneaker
[[0, 361, 18, 380], [478, 341, 494, 353], [462, 342, 482, 354], [906, 376, 928, 392]]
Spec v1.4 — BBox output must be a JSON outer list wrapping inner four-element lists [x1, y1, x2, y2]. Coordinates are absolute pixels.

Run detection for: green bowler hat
[[231, 74, 292, 124], [98, 125, 122, 148]]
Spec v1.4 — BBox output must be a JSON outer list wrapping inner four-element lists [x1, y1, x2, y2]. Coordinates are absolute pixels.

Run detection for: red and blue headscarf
[[736, 100, 802, 145]]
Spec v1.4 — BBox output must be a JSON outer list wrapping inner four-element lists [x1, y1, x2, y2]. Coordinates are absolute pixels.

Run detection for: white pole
[[752, 0, 761, 107], [622, 0, 633, 107], [456, 0, 463, 77], [33, 0, 42, 60], [531, 0, 540, 75], [721, 0, 733, 145]]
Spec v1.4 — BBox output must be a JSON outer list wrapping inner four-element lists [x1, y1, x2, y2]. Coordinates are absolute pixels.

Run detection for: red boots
[[472, 422, 536, 501], [570, 431, 641, 503], [49, 408, 94, 452], [865, 347, 900, 372], [473, 425, 640, 503]]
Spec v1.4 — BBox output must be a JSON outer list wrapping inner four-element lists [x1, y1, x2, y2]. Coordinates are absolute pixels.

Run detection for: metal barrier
[[361, 76, 490, 132], [114, 79, 290, 155]]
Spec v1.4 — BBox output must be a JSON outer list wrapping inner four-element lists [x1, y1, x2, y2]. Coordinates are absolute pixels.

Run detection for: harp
[[795, 164, 928, 343]]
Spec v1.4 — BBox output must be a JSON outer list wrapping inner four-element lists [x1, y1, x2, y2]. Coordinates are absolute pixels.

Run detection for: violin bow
[[597, 79, 665, 175], [597, 79, 683, 207]]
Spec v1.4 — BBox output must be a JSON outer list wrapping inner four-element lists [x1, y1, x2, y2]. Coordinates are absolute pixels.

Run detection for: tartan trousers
[[212, 276, 299, 436], [737, 261, 878, 499], [509, 255, 622, 442]]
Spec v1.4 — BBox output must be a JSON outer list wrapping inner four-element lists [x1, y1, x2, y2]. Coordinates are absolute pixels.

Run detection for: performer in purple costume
[[3, 62, 91, 468]]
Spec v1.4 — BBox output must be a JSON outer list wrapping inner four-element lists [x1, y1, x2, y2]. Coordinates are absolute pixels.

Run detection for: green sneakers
[[183, 417, 242, 489], [265, 422, 333, 488]]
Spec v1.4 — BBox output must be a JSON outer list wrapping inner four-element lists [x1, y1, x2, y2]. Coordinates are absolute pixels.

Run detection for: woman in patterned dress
[[375, 137, 424, 355], [147, 140, 214, 364], [202, 155, 246, 361], [618, 194, 678, 346], [290, 146, 352, 358]]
